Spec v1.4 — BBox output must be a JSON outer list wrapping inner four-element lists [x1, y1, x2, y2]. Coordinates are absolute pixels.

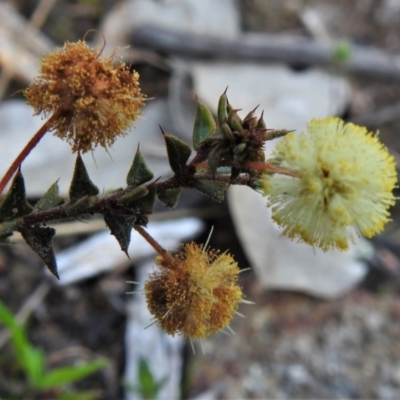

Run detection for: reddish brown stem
[[194, 161, 208, 171], [193, 159, 298, 178], [0, 111, 61, 195], [133, 225, 176, 267], [243, 161, 299, 177]]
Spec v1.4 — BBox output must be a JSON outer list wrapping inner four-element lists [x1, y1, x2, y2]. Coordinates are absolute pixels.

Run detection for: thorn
[[241, 299, 255, 304], [235, 311, 246, 318], [73, 216, 89, 224], [159, 125, 166, 135], [226, 325, 236, 335], [224, 86, 229, 95], [203, 226, 214, 252], [144, 320, 158, 330], [200, 340, 205, 354], [189, 338, 196, 354]]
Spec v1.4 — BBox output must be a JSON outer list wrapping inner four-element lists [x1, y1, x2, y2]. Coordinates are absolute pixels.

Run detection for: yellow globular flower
[[24, 41, 145, 153], [144, 242, 243, 339], [262, 117, 397, 251]]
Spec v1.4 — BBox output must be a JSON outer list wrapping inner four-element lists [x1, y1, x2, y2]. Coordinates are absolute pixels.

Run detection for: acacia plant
[[0, 40, 397, 340]]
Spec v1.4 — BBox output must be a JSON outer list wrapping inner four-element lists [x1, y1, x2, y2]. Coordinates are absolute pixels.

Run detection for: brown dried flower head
[[144, 242, 243, 339], [24, 40, 145, 153]]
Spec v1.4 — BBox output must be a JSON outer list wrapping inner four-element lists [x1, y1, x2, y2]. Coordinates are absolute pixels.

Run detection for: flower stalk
[[133, 224, 176, 266], [0, 111, 61, 195]]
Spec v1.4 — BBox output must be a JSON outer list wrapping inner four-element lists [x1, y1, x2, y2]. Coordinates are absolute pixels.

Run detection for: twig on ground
[[131, 25, 400, 84], [352, 101, 400, 128]]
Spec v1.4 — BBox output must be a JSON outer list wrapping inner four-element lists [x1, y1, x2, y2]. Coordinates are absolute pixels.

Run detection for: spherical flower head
[[24, 41, 145, 153], [262, 117, 397, 251], [144, 242, 243, 339]]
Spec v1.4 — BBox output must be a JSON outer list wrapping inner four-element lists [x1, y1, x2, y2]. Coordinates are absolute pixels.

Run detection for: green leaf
[[125, 358, 168, 399], [0, 300, 107, 392], [127, 147, 154, 186], [0, 220, 20, 237], [0, 300, 19, 330], [243, 108, 258, 130], [138, 358, 167, 399], [66, 195, 97, 216], [118, 186, 149, 207], [0, 170, 33, 222], [69, 155, 99, 202], [37, 358, 108, 390], [162, 131, 191, 174], [34, 181, 64, 211], [228, 109, 243, 133], [132, 184, 156, 215], [0, 300, 45, 388], [264, 129, 293, 141], [233, 143, 246, 155], [104, 211, 135, 255], [332, 40, 353, 64], [257, 111, 267, 129], [193, 100, 216, 150], [157, 187, 181, 208], [207, 144, 224, 173], [21, 344, 46, 388], [138, 358, 156, 392], [220, 121, 235, 142], [118, 184, 156, 215], [56, 390, 102, 400], [19, 226, 58, 279], [217, 90, 229, 129], [194, 180, 228, 202]]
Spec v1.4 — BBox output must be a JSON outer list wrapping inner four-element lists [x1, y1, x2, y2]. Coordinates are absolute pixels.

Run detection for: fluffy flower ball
[[24, 41, 145, 153], [262, 117, 397, 251], [144, 243, 243, 339]]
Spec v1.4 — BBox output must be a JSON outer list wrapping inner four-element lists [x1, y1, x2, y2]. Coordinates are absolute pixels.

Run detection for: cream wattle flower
[[262, 117, 397, 251]]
